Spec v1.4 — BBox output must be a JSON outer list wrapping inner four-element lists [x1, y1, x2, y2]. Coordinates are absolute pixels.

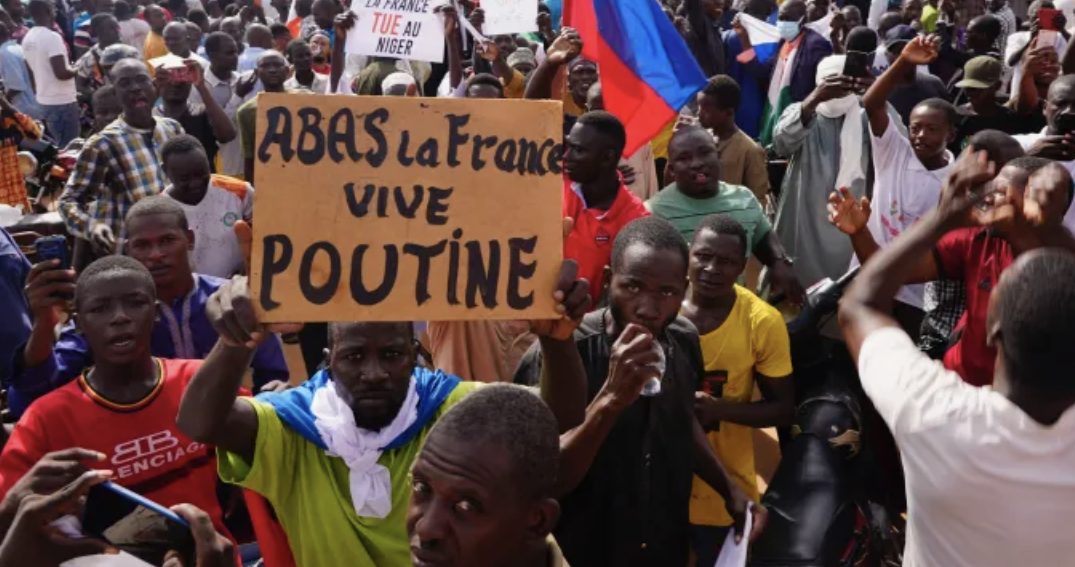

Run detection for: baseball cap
[[955, 55, 1003, 89], [884, 24, 917, 50]]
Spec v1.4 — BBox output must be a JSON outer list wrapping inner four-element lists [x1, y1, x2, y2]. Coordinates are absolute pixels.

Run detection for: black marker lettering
[[343, 183, 376, 217], [259, 234, 292, 311], [364, 108, 389, 167], [465, 240, 500, 308], [415, 138, 440, 167], [298, 241, 341, 304], [446, 228, 462, 305], [327, 109, 362, 163], [350, 244, 398, 304], [257, 106, 293, 163], [403, 240, 447, 305], [296, 108, 325, 165], [445, 113, 470, 167], [425, 186, 453, 225], [393, 185, 423, 218], [507, 236, 537, 309], [397, 130, 414, 166], [470, 134, 497, 170]]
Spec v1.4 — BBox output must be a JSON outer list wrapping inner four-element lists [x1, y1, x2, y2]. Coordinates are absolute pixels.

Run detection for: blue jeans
[[40, 102, 80, 146]]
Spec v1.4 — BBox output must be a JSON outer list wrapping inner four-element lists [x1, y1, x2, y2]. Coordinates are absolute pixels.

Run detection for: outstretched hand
[[827, 186, 871, 235], [546, 27, 582, 65], [898, 35, 941, 66]]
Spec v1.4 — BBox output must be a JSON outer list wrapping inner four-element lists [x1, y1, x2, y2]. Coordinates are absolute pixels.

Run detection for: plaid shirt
[[0, 110, 41, 211], [918, 279, 967, 359], [59, 116, 184, 239]]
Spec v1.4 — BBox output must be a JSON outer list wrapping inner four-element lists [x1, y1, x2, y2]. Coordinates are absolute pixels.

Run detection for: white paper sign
[[714, 504, 753, 567], [481, 0, 538, 35], [345, 0, 446, 63]]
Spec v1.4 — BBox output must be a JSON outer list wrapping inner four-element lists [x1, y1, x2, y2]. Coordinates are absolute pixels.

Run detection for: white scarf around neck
[[312, 379, 419, 519]]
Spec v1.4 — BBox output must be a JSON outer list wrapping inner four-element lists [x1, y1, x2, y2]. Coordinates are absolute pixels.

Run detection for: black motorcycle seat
[[749, 434, 857, 566]]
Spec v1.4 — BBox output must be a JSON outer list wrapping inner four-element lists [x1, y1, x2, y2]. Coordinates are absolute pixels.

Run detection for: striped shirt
[[59, 116, 184, 239]]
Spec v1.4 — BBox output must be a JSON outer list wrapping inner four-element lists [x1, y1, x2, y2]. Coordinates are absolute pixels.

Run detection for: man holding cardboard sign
[[176, 265, 592, 566]]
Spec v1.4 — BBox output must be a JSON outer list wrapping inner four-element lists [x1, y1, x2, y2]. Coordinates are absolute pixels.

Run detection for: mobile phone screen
[[82, 483, 194, 566], [843, 50, 870, 78]]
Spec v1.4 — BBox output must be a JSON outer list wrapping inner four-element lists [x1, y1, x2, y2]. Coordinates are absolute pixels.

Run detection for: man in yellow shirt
[[681, 214, 794, 565], [141, 4, 168, 60]]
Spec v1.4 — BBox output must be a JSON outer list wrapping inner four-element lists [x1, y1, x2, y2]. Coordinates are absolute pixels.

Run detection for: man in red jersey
[[562, 111, 650, 304], [0, 256, 236, 561]]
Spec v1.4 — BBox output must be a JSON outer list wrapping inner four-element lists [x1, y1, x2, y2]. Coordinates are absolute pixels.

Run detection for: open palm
[[900, 36, 940, 65], [827, 187, 871, 235]]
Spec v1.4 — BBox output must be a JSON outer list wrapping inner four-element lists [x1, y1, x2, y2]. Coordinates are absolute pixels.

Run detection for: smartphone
[[166, 65, 195, 84], [1055, 112, 1075, 134], [34, 235, 69, 270], [843, 50, 871, 78], [1039, 7, 1061, 30], [701, 370, 728, 431], [81, 482, 195, 566], [701, 370, 728, 397]]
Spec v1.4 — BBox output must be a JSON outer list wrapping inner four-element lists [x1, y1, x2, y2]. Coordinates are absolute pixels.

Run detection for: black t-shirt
[[514, 310, 705, 567], [951, 104, 1036, 153], [175, 103, 219, 172], [888, 73, 950, 126]]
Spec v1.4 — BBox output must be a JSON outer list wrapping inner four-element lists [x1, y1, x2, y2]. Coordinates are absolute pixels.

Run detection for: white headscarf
[[815, 55, 866, 191]]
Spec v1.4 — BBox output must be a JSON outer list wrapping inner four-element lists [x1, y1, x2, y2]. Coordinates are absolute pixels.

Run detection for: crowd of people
[[1, 0, 1075, 564]]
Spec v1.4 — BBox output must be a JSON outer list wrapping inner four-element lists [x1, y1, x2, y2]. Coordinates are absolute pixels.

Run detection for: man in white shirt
[[236, 24, 271, 73], [838, 148, 1075, 567], [198, 31, 260, 178], [152, 21, 209, 70], [21, 0, 79, 145], [115, 0, 150, 49], [1012, 73, 1075, 232], [852, 36, 956, 335], [161, 134, 251, 278]]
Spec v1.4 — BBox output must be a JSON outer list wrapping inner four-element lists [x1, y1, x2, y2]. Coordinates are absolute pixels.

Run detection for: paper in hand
[[713, 504, 753, 567]]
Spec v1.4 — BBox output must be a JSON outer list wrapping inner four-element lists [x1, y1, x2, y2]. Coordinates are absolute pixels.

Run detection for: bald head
[[163, 21, 190, 55], [246, 23, 272, 49], [108, 57, 149, 81]]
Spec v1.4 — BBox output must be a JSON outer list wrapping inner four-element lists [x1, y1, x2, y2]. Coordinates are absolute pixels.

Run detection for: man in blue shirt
[[12, 196, 288, 417], [0, 17, 42, 119], [0, 228, 31, 396]]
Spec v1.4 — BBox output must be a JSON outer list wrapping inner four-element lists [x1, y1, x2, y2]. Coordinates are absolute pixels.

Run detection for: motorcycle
[[18, 137, 81, 213], [749, 268, 903, 567]]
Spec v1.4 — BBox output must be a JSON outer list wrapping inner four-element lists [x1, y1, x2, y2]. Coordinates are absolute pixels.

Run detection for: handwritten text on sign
[[344, 0, 445, 62], [251, 94, 564, 322]]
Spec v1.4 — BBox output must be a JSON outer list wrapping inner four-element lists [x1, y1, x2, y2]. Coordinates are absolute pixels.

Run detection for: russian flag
[[566, 0, 706, 157]]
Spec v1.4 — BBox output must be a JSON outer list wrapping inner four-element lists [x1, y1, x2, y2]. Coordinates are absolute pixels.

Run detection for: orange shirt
[[0, 110, 41, 211]]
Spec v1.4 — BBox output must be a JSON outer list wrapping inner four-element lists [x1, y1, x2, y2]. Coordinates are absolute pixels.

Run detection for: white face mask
[[777, 20, 801, 40], [816, 93, 860, 117]]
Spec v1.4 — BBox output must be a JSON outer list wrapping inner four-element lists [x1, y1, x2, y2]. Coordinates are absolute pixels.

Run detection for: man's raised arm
[[176, 276, 270, 464]]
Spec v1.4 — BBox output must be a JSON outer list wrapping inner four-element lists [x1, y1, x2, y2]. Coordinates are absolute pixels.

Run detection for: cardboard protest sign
[[344, 0, 446, 63], [482, 0, 538, 35], [251, 93, 565, 322]]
